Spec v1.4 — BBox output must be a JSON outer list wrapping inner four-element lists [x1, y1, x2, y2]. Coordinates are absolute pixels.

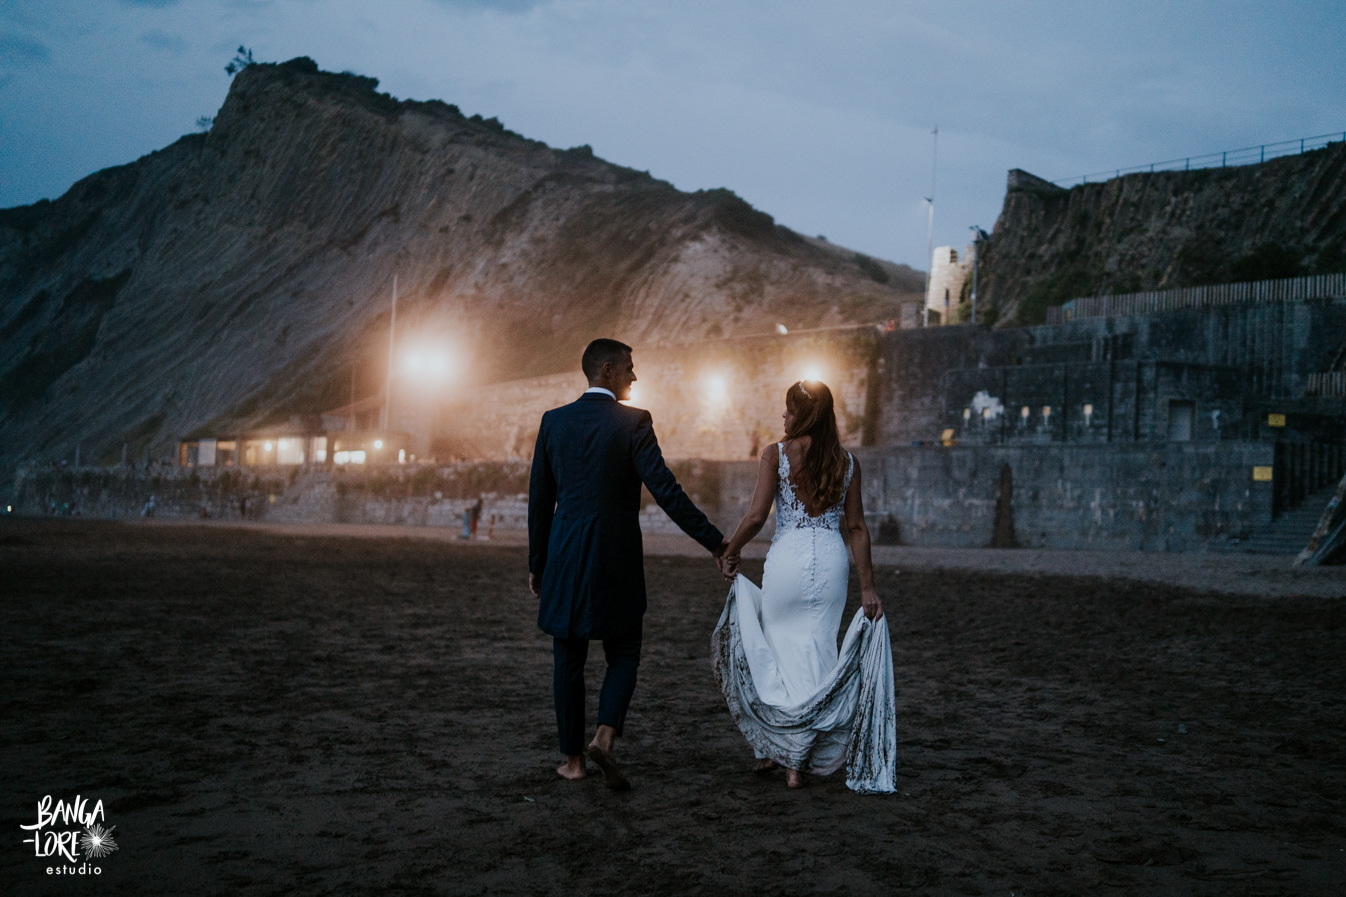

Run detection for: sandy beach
[[2, 517, 1343, 895]]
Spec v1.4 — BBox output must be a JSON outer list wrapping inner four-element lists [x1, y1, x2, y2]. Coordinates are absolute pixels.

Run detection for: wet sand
[[2, 517, 1344, 895]]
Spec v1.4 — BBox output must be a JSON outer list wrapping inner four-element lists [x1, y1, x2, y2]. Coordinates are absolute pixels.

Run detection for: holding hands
[[719, 549, 741, 581], [713, 541, 740, 581]]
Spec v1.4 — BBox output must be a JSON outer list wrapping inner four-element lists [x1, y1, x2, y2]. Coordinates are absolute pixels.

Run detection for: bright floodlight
[[373, 439, 384, 449], [705, 374, 727, 401], [801, 365, 824, 383], [402, 345, 453, 381], [264, 441, 274, 452]]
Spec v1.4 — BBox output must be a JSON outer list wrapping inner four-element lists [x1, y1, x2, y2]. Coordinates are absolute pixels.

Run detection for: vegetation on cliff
[[978, 141, 1346, 325]]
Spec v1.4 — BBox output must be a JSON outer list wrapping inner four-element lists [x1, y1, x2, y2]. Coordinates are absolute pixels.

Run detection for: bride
[[713, 379, 896, 793]]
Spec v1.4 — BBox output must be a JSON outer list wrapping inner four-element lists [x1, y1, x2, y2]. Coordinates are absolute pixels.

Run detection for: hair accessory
[[797, 380, 812, 398]]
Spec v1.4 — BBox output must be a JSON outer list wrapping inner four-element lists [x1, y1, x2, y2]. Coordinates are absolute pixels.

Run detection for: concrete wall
[[14, 439, 1277, 553], [853, 442, 1274, 552], [717, 442, 1276, 552]]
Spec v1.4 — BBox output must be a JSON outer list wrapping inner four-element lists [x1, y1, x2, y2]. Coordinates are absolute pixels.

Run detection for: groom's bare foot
[[556, 755, 587, 780], [585, 744, 631, 791], [785, 769, 807, 789], [754, 758, 780, 774]]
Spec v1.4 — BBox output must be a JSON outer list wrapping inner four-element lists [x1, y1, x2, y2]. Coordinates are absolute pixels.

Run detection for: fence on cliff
[[1051, 131, 1345, 188], [1046, 273, 1346, 325]]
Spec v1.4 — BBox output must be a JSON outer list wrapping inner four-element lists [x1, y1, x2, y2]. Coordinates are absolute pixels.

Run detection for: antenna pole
[[923, 125, 938, 326]]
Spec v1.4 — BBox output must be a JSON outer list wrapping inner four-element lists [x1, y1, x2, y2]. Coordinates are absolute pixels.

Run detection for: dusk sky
[[1, 0, 1342, 269]]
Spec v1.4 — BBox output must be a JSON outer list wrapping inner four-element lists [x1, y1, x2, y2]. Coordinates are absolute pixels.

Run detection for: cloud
[[429, 0, 547, 13], [0, 33, 51, 64], [138, 29, 187, 53]]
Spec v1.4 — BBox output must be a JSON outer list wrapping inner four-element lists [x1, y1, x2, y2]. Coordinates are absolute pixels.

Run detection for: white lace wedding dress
[[711, 445, 897, 794]]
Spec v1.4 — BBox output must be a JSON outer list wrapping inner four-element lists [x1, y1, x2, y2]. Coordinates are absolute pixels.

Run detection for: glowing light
[[704, 374, 727, 402], [800, 364, 824, 383], [400, 340, 455, 382], [334, 450, 367, 465], [373, 439, 384, 449], [775, 323, 789, 335], [263, 441, 274, 452], [398, 449, 406, 463], [621, 385, 639, 406]]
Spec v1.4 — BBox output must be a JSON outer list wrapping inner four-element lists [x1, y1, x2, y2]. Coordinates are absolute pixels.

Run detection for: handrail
[[1046, 273, 1346, 325], [1051, 132, 1345, 188]]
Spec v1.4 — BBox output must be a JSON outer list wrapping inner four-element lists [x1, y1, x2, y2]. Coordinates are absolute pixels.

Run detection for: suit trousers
[[552, 630, 642, 756]]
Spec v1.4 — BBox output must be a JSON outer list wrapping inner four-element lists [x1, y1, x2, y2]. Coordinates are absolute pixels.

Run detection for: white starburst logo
[[79, 823, 118, 860]]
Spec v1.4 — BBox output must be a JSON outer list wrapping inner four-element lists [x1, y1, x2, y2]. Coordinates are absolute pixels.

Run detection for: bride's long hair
[[784, 380, 848, 509]]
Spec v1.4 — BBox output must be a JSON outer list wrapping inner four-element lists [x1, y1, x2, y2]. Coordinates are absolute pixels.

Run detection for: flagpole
[[923, 125, 937, 327]]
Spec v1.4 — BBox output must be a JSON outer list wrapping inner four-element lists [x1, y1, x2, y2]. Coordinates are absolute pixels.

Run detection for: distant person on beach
[[529, 338, 727, 790], [713, 379, 897, 793]]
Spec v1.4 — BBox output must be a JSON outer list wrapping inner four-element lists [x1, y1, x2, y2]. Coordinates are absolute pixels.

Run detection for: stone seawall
[[13, 441, 1275, 552], [856, 442, 1275, 552]]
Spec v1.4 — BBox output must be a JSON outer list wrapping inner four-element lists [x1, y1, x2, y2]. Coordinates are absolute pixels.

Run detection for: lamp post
[[381, 275, 398, 432]]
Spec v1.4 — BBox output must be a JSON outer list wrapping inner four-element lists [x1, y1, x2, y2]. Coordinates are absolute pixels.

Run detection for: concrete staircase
[[1235, 482, 1341, 555]]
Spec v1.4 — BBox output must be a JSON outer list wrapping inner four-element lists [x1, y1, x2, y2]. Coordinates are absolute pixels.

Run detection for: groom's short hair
[[581, 338, 633, 382]]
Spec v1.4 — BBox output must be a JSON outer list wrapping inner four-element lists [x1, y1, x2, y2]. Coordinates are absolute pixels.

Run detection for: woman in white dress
[[712, 380, 896, 792]]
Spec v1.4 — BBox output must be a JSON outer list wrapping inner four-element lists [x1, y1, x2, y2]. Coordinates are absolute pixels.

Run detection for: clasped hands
[[713, 541, 740, 581]]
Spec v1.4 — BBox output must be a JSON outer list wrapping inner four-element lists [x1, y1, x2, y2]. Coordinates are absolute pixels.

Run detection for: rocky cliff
[[979, 141, 1346, 325], [0, 58, 922, 476]]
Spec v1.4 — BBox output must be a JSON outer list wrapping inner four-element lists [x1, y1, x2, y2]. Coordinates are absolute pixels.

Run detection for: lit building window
[[277, 437, 305, 465]]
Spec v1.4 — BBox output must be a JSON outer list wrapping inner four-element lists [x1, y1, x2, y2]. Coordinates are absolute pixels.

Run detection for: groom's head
[[582, 338, 636, 400]]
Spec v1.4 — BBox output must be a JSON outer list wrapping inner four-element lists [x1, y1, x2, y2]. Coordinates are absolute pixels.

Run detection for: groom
[[529, 338, 726, 790]]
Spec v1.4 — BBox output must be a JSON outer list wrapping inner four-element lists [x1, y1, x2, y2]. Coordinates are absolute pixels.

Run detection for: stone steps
[[1235, 482, 1342, 555]]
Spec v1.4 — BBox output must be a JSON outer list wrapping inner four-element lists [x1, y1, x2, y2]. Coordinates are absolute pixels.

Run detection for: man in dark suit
[[529, 338, 726, 790]]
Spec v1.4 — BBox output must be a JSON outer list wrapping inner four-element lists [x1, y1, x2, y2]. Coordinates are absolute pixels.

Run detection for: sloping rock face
[[0, 58, 921, 474], [979, 141, 1346, 325]]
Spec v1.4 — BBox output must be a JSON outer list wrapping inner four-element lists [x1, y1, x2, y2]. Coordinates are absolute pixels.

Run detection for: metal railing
[[1307, 372, 1346, 398], [1046, 273, 1346, 325], [1051, 132, 1345, 188]]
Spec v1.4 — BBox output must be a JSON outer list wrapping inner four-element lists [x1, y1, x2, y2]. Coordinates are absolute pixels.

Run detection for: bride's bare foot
[[556, 756, 587, 780], [785, 769, 806, 789], [754, 758, 780, 774]]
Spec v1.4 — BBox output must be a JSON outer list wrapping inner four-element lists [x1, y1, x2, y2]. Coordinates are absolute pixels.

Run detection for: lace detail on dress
[[775, 443, 853, 534]]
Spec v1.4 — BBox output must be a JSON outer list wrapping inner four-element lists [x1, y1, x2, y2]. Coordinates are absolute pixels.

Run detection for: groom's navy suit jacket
[[529, 392, 724, 639]]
